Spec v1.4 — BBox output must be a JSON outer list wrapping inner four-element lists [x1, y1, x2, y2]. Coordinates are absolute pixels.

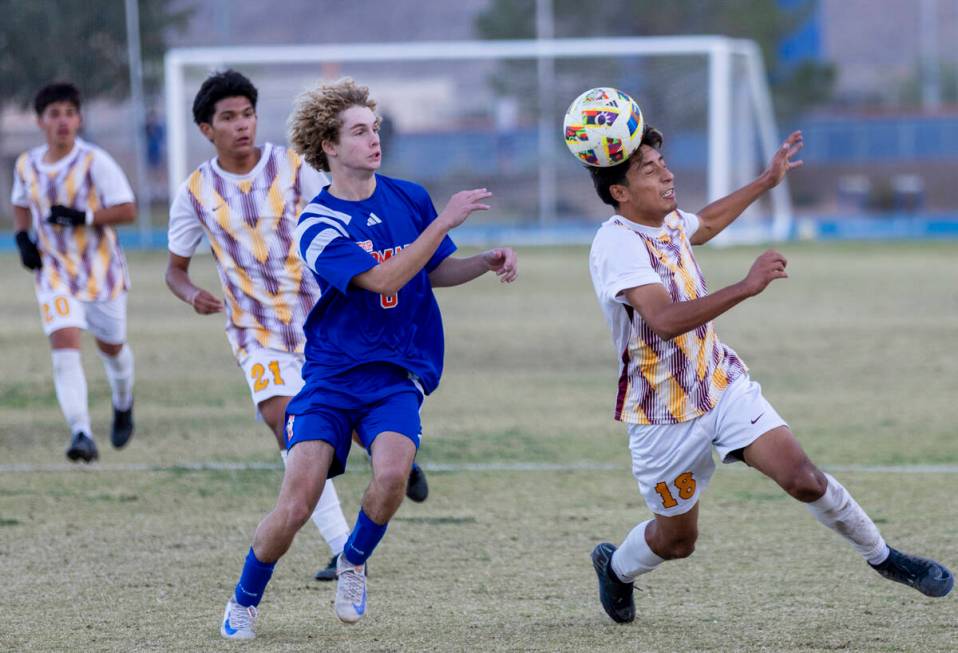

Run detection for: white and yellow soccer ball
[[563, 87, 644, 167]]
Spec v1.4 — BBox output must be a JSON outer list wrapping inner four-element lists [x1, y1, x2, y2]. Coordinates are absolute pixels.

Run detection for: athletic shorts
[[36, 288, 127, 344], [285, 363, 424, 478], [627, 374, 787, 517], [238, 349, 306, 409]]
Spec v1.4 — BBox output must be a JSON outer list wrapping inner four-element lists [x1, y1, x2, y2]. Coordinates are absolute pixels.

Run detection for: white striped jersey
[[11, 138, 134, 302], [167, 143, 329, 360], [589, 210, 747, 425]]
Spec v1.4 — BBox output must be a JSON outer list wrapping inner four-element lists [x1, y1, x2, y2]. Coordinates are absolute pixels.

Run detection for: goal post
[[165, 36, 792, 243]]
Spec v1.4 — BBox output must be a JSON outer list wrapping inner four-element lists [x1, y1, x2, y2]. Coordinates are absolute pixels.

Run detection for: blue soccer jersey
[[292, 174, 456, 395]]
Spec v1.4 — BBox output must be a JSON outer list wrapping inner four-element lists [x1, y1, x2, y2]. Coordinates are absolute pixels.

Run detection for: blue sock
[[234, 548, 275, 607], [342, 509, 388, 565]]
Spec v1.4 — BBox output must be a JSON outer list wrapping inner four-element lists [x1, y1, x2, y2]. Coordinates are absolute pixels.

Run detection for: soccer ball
[[563, 87, 644, 167]]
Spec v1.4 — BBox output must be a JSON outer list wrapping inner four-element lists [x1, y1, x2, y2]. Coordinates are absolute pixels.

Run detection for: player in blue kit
[[220, 78, 518, 640]]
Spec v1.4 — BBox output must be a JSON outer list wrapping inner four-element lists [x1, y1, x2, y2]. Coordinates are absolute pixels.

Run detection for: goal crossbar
[[165, 36, 791, 240]]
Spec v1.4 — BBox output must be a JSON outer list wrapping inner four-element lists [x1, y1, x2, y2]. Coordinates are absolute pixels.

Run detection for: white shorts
[[239, 349, 306, 410], [627, 375, 787, 517], [36, 289, 128, 344]]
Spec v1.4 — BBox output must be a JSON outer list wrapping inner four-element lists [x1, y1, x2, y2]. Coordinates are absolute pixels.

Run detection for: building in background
[[2, 0, 957, 221]]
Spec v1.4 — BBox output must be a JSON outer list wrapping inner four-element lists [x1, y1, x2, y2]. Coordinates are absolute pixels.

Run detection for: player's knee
[[656, 530, 698, 560], [782, 462, 827, 503], [373, 466, 408, 498], [278, 498, 314, 530], [662, 536, 697, 560]]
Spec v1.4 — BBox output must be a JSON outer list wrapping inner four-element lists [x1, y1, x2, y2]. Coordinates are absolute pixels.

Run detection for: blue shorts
[[285, 363, 423, 478]]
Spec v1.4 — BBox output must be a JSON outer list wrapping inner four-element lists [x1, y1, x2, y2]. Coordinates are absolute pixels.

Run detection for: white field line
[[1, 461, 958, 475]]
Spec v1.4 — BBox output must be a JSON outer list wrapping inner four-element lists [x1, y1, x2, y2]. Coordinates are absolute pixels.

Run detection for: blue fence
[[792, 114, 958, 163], [4, 215, 957, 253], [806, 214, 958, 240], [388, 114, 958, 180]]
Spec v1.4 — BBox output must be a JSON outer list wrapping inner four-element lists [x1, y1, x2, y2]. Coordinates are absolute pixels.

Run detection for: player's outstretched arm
[[429, 247, 518, 288], [352, 188, 492, 296], [691, 131, 803, 246], [165, 253, 224, 315], [624, 249, 788, 340]]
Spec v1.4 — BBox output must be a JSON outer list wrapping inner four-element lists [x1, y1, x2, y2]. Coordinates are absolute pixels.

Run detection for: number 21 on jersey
[[250, 360, 285, 392]]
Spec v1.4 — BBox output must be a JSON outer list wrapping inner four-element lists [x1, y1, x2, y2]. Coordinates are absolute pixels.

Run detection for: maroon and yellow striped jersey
[[11, 139, 134, 302], [167, 143, 329, 361], [589, 210, 747, 425]]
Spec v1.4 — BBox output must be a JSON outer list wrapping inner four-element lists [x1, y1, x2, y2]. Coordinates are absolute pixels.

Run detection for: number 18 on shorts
[[627, 376, 786, 516]]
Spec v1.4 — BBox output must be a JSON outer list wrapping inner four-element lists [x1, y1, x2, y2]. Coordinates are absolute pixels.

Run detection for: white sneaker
[[221, 596, 258, 640], [334, 554, 367, 624]]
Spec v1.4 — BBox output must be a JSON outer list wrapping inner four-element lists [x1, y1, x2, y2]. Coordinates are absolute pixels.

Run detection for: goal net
[[165, 37, 792, 244]]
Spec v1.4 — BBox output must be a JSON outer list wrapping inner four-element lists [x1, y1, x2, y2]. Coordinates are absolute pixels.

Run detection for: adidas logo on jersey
[[366, 212, 383, 227]]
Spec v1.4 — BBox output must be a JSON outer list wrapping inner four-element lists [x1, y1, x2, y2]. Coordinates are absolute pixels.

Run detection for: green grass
[[1, 243, 957, 651]]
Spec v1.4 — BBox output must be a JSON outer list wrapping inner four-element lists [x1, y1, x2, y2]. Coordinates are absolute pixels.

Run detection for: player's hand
[[188, 288, 224, 314], [14, 231, 43, 270], [762, 131, 804, 188], [481, 247, 518, 283], [437, 188, 492, 230], [46, 204, 90, 227], [743, 249, 787, 296]]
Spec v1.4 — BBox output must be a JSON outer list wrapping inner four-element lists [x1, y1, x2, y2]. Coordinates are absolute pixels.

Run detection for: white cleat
[[334, 554, 367, 624], [221, 596, 258, 640]]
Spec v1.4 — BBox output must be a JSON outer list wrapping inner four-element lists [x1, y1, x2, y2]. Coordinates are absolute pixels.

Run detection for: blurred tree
[[0, 0, 191, 109], [900, 62, 958, 108], [476, 0, 835, 118]]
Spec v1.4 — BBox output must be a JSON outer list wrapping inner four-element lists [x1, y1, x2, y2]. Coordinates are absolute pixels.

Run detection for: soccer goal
[[165, 36, 792, 243]]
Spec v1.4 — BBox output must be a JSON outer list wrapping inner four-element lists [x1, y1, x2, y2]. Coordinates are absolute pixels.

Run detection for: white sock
[[313, 481, 350, 555], [280, 449, 350, 555], [611, 520, 665, 582], [806, 473, 889, 565], [97, 344, 134, 411], [51, 349, 92, 437]]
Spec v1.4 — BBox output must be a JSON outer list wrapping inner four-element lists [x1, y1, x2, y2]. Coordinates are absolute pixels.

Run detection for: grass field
[[1, 242, 956, 652]]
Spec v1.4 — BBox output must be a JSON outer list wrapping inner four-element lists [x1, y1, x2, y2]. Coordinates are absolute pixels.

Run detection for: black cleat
[[110, 402, 134, 449], [870, 546, 954, 597], [315, 554, 338, 582], [592, 543, 635, 623], [406, 462, 429, 503], [66, 432, 99, 463], [315, 553, 368, 581]]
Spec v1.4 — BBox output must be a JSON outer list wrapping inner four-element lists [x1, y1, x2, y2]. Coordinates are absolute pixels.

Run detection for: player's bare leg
[[363, 432, 417, 523], [335, 432, 416, 623], [741, 426, 827, 501], [94, 337, 135, 449], [258, 396, 350, 580], [250, 439, 333, 562], [644, 504, 700, 560], [257, 395, 292, 450], [743, 426, 953, 597], [49, 327, 97, 462], [353, 430, 429, 503], [222, 440, 334, 639]]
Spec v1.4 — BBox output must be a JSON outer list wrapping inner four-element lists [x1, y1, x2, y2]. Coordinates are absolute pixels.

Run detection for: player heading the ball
[[573, 96, 953, 623]]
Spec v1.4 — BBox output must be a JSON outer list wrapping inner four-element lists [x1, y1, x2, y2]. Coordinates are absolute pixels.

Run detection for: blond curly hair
[[287, 78, 378, 172]]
